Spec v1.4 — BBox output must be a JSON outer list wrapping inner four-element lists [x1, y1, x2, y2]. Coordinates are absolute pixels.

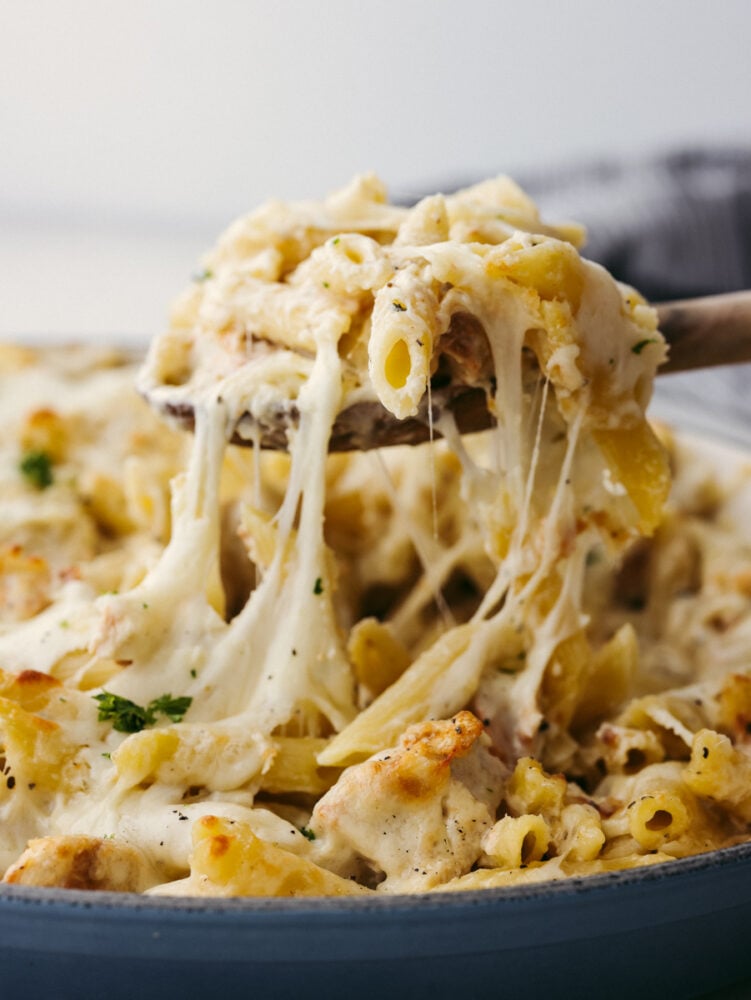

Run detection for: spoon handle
[[658, 291, 751, 374]]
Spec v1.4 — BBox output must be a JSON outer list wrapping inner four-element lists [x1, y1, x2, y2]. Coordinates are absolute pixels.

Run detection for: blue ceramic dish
[[1, 841, 751, 1000], [3, 368, 751, 1000]]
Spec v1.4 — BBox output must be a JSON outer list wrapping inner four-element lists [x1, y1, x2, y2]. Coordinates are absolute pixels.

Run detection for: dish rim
[[2, 838, 751, 916]]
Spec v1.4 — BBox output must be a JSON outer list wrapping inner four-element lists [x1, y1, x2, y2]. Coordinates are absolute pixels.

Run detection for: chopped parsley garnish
[[94, 691, 193, 733], [19, 450, 53, 489], [193, 267, 214, 283], [148, 693, 193, 723], [631, 338, 658, 355], [94, 692, 150, 732], [313, 577, 324, 595], [300, 826, 316, 841]]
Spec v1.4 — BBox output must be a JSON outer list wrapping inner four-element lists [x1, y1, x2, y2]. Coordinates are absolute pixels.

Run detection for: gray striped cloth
[[426, 148, 751, 440], [518, 148, 751, 302]]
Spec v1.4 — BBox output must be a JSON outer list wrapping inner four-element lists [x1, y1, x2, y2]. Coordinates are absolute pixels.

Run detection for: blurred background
[[1, 0, 750, 341]]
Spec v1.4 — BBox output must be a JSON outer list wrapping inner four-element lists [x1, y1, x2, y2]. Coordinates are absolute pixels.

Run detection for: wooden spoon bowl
[[151, 291, 751, 452]]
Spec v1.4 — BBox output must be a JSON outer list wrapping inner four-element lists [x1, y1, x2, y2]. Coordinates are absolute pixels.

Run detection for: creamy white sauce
[[0, 176, 679, 894]]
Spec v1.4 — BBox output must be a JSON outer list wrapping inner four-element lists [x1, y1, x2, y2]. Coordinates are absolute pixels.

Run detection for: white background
[[2, 0, 750, 339]]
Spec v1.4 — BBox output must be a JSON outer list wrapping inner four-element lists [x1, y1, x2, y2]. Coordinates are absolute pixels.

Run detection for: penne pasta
[[0, 175, 747, 899]]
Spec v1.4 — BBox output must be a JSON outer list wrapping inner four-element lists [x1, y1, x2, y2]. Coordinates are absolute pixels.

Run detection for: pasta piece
[[602, 762, 728, 858], [430, 860, 562, 892], [553, 803, 606, 863], [434, 852, 672, 892], [0, 667, 62, 713], [716, 673, 751, 743], [368, 262, 441, 419], [487, 236, 584, 311], [581, 723, 665, 779], [113, 724, 272, 793], [481, 814, 551, 869], [0, 547, 52, 623], [237, 503, 292, 572], [627, 787, 693, 852], [0, 696, 76, 793], [505, 757, 567, 820], [540, 629, 591, 730], [593, 421, 670, 535], [295, 233, 395, 298], [318, 624, 475, 766], [684, 728, 751, 823], [182, 815, 368, 897], [346, 617, 411, 700], [616, 693, 706, 758], [78, 471, 136, 537], [394, 194, 449, 247], [260, 737, 341, 796], [573, 623, 638, 730]]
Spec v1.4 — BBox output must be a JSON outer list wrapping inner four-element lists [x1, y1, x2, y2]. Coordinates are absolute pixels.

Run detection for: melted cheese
[[0, 176, 745, 897]]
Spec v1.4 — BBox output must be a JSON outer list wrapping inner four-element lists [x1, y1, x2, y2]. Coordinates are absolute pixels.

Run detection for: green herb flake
[[313, 577, 324, 595], [332, 237, 340, 245], [322, 281, 330, 289], [101, 752, 111, 760], [631, 338, 658, 355], [94, 692, 152, 733], [190, 668, 197, 679], [300, 826, 316, 841], [93, 690, 193, 733], [193, 268, 214, 283], [392, 299, 407, 312], [19, 450, 53, 489], [148, 693, 193, 724]]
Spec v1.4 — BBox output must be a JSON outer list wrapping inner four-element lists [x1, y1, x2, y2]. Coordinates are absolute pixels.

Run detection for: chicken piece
[[0, 546, 51, 623], [310, 711, 505, 891], [3, 835, 157, 892]]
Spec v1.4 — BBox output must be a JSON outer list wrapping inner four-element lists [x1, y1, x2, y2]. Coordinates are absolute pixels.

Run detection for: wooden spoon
[[653, 290, 751, 374], [155, 290, 751, 452]]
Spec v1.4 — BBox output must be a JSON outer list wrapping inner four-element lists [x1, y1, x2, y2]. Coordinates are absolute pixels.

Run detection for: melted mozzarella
[[0, 176, 692, 895]]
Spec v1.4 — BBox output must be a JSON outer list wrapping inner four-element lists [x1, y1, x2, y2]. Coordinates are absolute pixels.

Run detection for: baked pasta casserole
[[1, 176, 749, 896]]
